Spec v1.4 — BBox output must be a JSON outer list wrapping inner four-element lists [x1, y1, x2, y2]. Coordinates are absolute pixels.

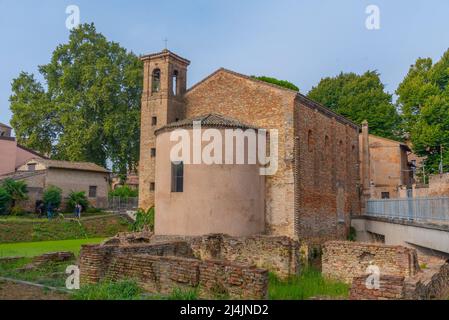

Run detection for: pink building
[[0, 122, 47, 176]]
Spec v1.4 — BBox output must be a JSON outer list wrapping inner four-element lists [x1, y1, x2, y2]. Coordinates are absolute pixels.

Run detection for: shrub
[[43, 186, 62, 209], [251, 76, 299, 91], [109, 185, 138, 198], [1, 179, 28, 209], [71, 279, 142, 300], [9, 205, 27, 216], [348, 227, 357, 242], [0, 187, 11, 215], [67, 191, 89, 212], [86, 207, 103, 214], [130, 208, 155, 232]]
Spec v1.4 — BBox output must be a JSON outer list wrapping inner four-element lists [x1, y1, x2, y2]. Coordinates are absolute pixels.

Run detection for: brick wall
[[79, 241, 268, 299], [79, 241, 193, 284], [350, 275, 405, 300], [295, 99, 360, 244], [189, 234, 300, 279], [350, 260, 449, 300], [322, 241, 420, 284]]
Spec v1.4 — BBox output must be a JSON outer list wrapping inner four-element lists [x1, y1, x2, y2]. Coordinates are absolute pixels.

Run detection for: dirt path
[[0, 280, 68, 300]]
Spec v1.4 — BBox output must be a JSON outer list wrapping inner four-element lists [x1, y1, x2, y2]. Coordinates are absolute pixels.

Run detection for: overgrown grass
[[0, 238, 105, 257], [148, 287, 200, 300], [0, 257, 74, 288], [0, 215, 129, 243], [71, 280, 143, 300], [268, 268, 349, 300]]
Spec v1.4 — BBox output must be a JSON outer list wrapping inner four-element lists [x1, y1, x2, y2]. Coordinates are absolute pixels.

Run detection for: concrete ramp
[[352, 216, 449, 255]]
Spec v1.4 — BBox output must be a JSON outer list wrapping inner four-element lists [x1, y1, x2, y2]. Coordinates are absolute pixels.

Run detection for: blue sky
[[1, 0, 449, 127]]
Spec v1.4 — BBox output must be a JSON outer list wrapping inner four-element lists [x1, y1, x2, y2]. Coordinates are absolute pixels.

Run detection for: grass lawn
[[268, 268, 349, 300], [0, 214, 129, 243], [0, 238, 105, 257]]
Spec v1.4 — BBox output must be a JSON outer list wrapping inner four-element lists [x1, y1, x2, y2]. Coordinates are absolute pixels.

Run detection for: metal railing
[[108, 197, 138, 212], [366, 197, 449, 222]]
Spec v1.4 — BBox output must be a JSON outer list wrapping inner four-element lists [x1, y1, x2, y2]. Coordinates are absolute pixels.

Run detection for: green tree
[[397, 49, 449, 173], [252, 76, 299, 91], [43, 186, 62, 209], [67, 191, 89, 212], [308, 71, 401, 139], [10, 23, 143, 174], [1, 179, 28, 209], [109, 185, 138, 198]]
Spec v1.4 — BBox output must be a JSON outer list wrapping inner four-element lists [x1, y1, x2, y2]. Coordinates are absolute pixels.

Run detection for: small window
[[171, 161, 184, 193], [28, 164, 36, 172], [89, 186, 97, 198], [152, 69, 161, 93], [151, 148, 156, 157], [150, 182, 155, 192], [152, 117, 157, 126], [381, 192, 390, 199], [172, 70, 179, 95]]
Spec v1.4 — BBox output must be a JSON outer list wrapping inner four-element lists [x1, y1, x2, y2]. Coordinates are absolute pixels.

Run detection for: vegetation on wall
[[251, 76, 299, 92]]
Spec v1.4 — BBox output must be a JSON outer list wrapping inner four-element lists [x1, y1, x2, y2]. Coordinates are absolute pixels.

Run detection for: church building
[[138, 49, 361, 243]]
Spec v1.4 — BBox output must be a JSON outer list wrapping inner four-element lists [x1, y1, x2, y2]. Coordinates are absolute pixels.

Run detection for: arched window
[[172, 70, 179, 95], [152, 69, 161, 93], [307, 130, 314, 152]]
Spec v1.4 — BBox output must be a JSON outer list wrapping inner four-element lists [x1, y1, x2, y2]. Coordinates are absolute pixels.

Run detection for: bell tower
[[138, 50, 190, 209]]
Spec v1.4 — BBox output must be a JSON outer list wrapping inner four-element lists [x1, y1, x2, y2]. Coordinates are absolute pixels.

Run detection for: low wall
[[350, 275, 405, 300], [80, 244, 268, 299], [189, 234, 300, 279], [79, 241, 193, 284], [350, 261, 449, 300], [322, 241, 420, 284]]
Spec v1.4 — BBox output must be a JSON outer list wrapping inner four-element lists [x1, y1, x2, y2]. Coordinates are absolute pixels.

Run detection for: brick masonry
[[322, 241, 449, 300], [138, 50, 361, 243], [79, 240, 268, 299], [189, 234, 300, 279], [322, 241, 420, 284], [79, 234, 300, 298]]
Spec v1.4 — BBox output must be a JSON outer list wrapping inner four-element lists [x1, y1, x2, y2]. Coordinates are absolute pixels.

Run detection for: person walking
[[47, 202, 53, 220], [75, 203, 82, 219]]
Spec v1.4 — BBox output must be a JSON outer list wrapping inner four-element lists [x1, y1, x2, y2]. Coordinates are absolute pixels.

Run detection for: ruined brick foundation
[[322, 241, 449, 300], [79, 233, 300, 299]]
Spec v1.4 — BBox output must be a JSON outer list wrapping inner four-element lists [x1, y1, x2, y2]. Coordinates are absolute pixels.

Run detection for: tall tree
[[397, 49, 449, 173], [10, 23, 143, 174], [308, 71, 401, 140]]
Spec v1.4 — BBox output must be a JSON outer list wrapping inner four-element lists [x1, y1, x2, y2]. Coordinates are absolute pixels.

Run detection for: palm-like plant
[[0, 187, 12, 214], [1, 179, 28, 208]]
